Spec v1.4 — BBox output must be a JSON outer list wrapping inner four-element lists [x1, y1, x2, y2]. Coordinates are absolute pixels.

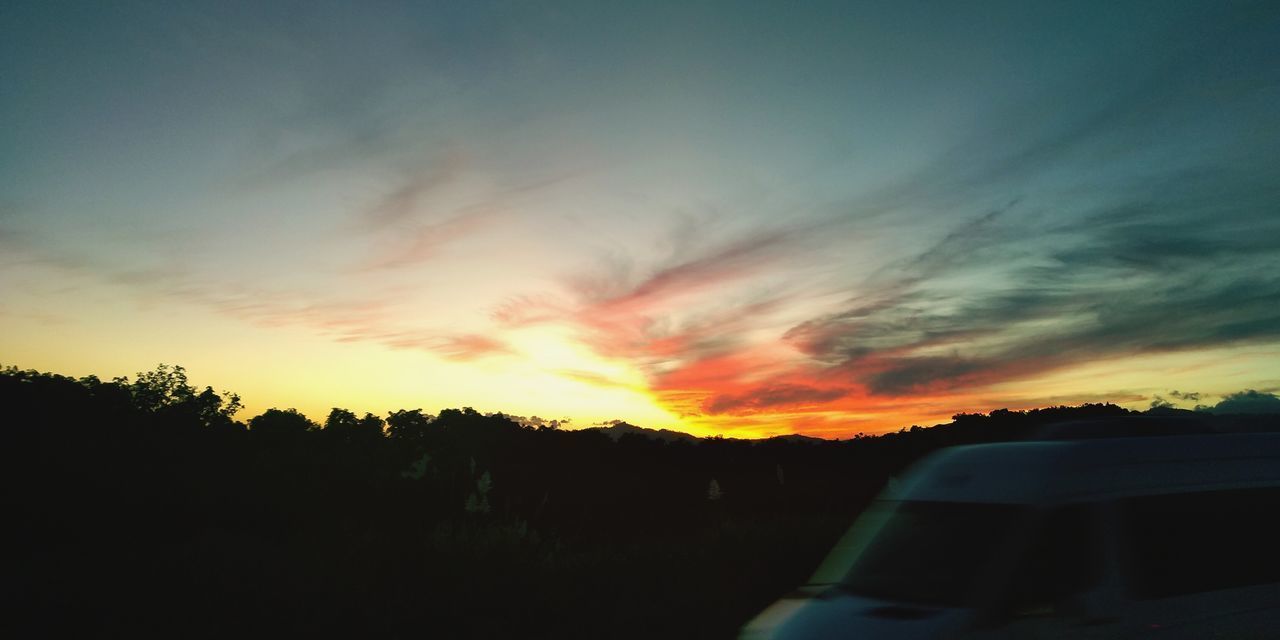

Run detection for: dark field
[[3, 365, 1257, 638]]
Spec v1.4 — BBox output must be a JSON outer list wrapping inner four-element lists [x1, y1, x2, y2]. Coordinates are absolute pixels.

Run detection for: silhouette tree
[[248, 407, 316, 435], [386, 408, 433, 442], [325, 407, 360, 431], [111, 364, 242, 427], [116, 363, 194, 412], [356, 411, 385, 436]]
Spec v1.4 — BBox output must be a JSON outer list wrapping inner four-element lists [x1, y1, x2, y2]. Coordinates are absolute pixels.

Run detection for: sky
[[3, 1, 1279, 437]]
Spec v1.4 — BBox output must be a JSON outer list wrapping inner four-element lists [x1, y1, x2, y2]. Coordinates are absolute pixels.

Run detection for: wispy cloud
[[357, 151, 469, 231], [3, 240, 517, 364], [787, 185, 1280, 395], [350, 155, 583, 271], [414, 333, 512, 361], [702, 383, 849, 415], [492, 226, 804, 369], [569, 228, 795, 311], [555, 369, 632, 390], [356, 204, 497, 271]]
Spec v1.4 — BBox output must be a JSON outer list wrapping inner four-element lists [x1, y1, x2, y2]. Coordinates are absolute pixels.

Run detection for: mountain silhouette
[[587, 420, 700, 442]]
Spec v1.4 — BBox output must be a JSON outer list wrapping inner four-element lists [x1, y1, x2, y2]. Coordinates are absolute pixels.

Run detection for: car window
[[1004, 504, 1103, 614], [840, 501, 1028, 607], [1121, 486, 1280, 598]]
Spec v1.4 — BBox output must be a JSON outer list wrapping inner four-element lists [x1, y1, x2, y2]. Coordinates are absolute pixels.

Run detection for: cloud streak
[[788, 185, 1280, 395], [486, 7, 1280, 433], [702, 383, 849, 415], [356, 204, 497, 271]]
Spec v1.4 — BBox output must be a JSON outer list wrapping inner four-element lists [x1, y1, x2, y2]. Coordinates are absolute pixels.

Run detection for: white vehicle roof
[[889, 433, 1280, 504]]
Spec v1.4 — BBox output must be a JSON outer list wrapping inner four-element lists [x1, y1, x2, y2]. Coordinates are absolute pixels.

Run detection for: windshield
[[838, 500, 1027, 607]]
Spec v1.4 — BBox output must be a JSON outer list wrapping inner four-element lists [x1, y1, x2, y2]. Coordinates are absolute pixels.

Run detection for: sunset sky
[[3, 1, 1279, 437]]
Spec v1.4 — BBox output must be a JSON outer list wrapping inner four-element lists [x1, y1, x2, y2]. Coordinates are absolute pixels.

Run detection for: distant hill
[[585, 421, 700, 442], [585, 422, 831, 443], [763, 433, 827, 444]]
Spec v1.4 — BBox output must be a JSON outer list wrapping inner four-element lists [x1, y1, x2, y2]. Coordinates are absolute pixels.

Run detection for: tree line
[[1, 363, 1232, 638]]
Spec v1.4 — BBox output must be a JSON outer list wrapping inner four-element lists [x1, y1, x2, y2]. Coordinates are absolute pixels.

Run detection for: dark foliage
[[0, 364, 1180, 637]]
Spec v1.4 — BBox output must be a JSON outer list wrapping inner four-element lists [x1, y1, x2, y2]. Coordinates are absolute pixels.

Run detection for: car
[[741, 429, 1280, 639]]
